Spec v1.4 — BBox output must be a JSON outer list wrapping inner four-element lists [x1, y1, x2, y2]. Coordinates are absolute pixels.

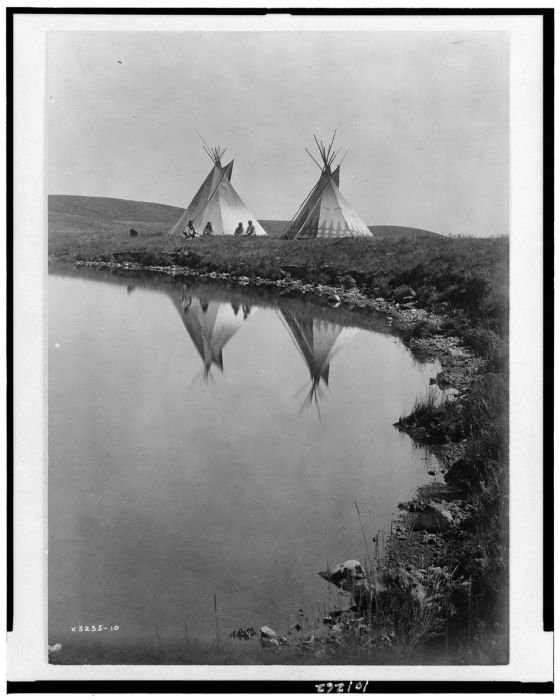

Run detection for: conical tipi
[[283, 134, 372, 239], [279, 309, 359, 407], [169, 142, 267, 237], [168, 145, 233, 237]]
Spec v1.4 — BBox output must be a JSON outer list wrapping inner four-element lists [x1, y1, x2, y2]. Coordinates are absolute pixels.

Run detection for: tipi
[[171, 289, 254, 380], [169, 142, 267, 237], [279, 309, 359, 408], [283, 134, 372, 239]]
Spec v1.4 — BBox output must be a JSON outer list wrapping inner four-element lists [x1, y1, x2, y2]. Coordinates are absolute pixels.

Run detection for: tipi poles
[[290, 175, 333, 240], [305, 148, 323, 171], [195, 131, 227, 165], [285, 178, 323, 234]]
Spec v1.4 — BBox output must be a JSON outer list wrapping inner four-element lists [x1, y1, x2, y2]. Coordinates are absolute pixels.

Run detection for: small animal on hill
[[129, 228, 138, 238]]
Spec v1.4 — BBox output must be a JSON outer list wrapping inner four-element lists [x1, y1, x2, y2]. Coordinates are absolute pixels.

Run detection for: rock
[[445, 458, 480, 489], [413, 584, 428, 605], [318, 560, 366, 591], [48, 643, 63, 653], [261, 637, 280, 648], [394, 286, 415, 301], [327, 293, 341, 307], [412, 503, 454, 532], [260, 625, 277, 639], [427, 470, 436, 476], [318, 560, 380, 612], [375, 297, 385, 302], [340, 275, 357, 288]]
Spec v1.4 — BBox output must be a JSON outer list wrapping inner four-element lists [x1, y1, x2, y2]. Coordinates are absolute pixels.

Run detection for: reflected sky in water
[[48, 272, 441, 656]]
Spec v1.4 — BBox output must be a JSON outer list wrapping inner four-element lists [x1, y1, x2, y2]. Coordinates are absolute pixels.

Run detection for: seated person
[[246, 220, 256, 237], [203, 221, 214, 236], [234, 222, 244, 236], [183, 220, 199, 239]]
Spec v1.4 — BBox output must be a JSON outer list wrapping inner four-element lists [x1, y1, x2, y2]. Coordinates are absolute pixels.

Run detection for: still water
[[48, 270, 440, 656]]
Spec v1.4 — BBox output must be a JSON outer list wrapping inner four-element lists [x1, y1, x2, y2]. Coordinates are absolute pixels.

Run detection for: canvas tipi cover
[[168, 152, 234, 237], [284, 136, 372, 240], [169, 143, 266, 237], [191, 171, 268, 237]]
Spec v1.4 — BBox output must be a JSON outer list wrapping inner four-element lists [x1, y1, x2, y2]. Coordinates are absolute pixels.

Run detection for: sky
[[47, 31, 509, 236]]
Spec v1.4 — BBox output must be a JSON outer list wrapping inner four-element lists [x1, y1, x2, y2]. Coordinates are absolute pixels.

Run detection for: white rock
[[412, 504, 454, 532]]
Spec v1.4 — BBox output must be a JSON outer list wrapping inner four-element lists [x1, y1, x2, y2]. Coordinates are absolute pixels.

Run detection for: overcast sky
[[48, 31, 509, 235]]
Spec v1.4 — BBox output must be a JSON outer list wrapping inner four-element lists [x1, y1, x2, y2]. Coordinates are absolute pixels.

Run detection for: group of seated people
[[182, 219, 256, 239], [233, 221, 256, 237], [182, 220, 211, 239]]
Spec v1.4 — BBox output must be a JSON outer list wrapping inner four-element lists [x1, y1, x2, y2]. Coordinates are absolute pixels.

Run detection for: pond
[[48, 268, 441, 662]]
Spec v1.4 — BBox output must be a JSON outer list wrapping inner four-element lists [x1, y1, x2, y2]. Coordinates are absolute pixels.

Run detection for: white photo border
[[8, 7, 552, 686]]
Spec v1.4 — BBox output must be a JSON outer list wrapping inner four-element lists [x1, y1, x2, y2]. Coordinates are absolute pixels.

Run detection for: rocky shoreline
[[70, 257, 481, 381], [49, 254, 506, 665]]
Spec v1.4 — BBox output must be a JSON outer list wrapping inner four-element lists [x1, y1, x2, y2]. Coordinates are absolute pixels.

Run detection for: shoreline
[[68, 256, 482, 396], [48, 246, 507, 665]]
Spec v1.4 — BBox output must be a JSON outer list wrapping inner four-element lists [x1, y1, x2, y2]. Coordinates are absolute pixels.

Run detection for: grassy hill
[[49, 195, 183, 223], [368, 225, 442, 239], [49, 195, 442, 239]]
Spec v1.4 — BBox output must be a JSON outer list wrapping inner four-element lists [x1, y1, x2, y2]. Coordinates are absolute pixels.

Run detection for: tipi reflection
[[279, 310, 359, 411], [171, 289, 254, 381]]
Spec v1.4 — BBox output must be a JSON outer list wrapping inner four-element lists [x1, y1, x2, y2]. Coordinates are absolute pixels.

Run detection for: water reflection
[[171, 287, 255, 380], [169, 283, 356, 405], [279, 311, 359, 411], [48, 269, 444, 657]]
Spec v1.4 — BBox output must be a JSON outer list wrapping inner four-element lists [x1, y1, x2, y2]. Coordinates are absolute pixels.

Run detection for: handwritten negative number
[[315, 682, 369, 693]]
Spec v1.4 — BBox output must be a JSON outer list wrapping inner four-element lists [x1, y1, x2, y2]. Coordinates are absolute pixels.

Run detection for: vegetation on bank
[[50, 233, 507, 323], [394, 372, 508, 663], [48, 232, 509, 664]]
